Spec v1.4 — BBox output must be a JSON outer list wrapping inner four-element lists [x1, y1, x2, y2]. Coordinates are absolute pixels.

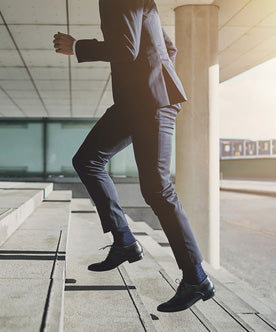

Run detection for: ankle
[[181, 263, 207, 285], [111, 225, 136, 247]]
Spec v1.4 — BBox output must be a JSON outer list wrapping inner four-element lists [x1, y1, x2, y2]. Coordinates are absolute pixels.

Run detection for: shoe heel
[[202, 289, 215, 301], [128, 252, 144, 263]]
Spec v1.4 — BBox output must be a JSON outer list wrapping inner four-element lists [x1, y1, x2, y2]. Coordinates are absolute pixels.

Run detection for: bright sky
[[219, 57, 276, 140]]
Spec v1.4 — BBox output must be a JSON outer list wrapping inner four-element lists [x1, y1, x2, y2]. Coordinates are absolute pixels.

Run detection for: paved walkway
[[220, 190, 276, 311]]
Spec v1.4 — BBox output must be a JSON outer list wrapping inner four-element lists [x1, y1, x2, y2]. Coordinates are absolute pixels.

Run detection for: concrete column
[[174, 5, 220, 268]]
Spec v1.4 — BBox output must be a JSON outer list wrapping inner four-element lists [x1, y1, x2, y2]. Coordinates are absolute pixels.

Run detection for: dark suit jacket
[[75, 0, 187, 111]]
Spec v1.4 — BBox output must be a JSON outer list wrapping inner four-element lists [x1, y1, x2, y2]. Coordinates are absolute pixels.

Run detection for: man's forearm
[[74, 39, 111, 62]]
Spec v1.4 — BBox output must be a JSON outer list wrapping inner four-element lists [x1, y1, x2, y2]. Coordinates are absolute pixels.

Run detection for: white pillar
[[174, 5, 220, 268]]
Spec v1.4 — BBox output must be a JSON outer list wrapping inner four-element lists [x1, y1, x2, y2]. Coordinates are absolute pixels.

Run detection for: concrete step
[[126, 216, 276, 332], [0, 190, 72, 332], [0, 181, 53, 198], [0, 182, 53, 246], [63, 199, 274, 332], [64, 199, 156, 332], [107, 236, 216, 331]]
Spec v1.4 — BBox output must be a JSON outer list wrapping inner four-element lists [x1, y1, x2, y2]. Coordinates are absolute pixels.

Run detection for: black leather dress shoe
[[88, 240, 144, 272], [157, 276, 215, 312]]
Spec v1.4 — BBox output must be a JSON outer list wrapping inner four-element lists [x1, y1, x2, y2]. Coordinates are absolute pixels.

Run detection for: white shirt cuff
[[73, 40, 77, 56]]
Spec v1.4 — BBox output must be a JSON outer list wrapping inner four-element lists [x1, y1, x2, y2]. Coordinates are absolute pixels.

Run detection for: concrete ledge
[[0, 189, 44, 247], [0, 190, 72, 332], [220, 179, 276, 197], [0, 182, 54, 246], [0, 182, 53, 199]]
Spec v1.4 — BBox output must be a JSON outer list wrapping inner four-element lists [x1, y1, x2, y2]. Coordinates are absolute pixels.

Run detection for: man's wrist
[[73, 40, 77, 56]]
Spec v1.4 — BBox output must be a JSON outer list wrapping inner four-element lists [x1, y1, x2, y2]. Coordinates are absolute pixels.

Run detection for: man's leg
[[72, 104, 132, 234], [130, 104, 215, 312], [131, 104, 203, 271]]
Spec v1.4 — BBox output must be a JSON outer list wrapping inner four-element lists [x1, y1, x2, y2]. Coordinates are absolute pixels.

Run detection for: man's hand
[[53, 32, 75, 55]]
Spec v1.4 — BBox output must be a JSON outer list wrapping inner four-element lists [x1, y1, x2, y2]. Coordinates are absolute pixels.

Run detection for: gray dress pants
[[72, 103, 203, 269]]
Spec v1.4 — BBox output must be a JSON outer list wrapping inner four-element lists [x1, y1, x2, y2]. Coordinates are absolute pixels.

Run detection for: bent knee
[[72, 152, 106, 173]]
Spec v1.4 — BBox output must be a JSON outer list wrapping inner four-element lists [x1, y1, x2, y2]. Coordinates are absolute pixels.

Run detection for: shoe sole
[[202, 288, 216, 301], [157, 288, 216, 312], [87, 251, 144, 271], [128, 252, 144, 263]]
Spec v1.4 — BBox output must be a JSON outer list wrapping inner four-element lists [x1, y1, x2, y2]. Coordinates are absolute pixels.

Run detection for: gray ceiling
[[0, 0, 113, 118], [1, 0, 276, 118]]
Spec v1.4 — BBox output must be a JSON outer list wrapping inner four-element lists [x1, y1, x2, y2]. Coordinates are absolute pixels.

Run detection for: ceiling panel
[[220, 33, 276, 81], [19, 105, 46, 115], [69, 0, 100, 25], [71, 67, 110, 80], [9, 25, 66, 50], [213, 0, 250, 28], [4, 89, 38, 99], [72, 110, 97, 118], [71, 80, 106, 90], [43, 99, 70, 106], [95, 105, 109, 118], [0, 90, 15, 106], [1, 110, 26, 117], [0, 50, 23, 66], [69, 25, 103, 41], [12, 98, 42, 106], [0, 0, 67, 24], [46, 106, 71, 116], [40, 90, 70, 99], [29, 67, 68, 80], [0, 101, 24, 115], [106, 80, 112, 91], [0, 25, 15, 49], [226, 0, 276, 26], [259, 10, 276, 27], [0, 80, 33, 90], [72, 90, 101, 99], [219, 27, 276, 68], [100, 91, 114, 108], [35, 80, 69, 91], [0, 67, 29, 80], [46, 105, 70, 112], [24, 111, 47, 117], [72, 105, 97, 115], [21, 50, 68, 67], [219, 26, 249, 52]]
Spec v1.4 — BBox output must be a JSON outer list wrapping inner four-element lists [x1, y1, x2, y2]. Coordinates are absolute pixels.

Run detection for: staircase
[[0, 183, 275, 331]]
